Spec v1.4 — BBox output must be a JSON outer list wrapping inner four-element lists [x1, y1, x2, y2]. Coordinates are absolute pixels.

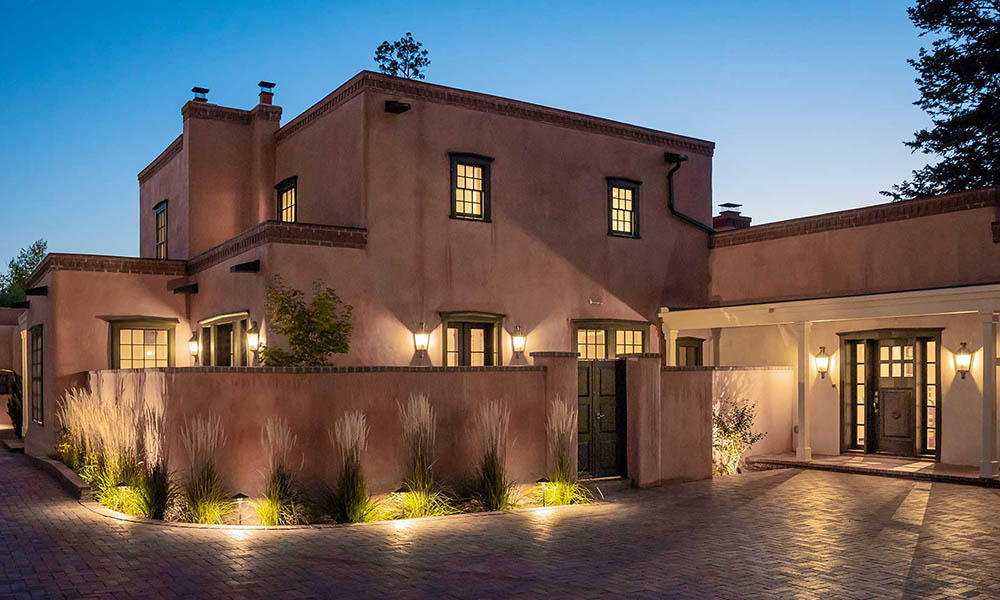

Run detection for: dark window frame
[[449, 152, 494, 222], [29, 325, 42, 425], [275, 176, 298, 223], [440, 311, 503, 366], [606, 177, 641, 239], [0, 372, 8, 395], [108, 319, 177, 369], [198, 312, 251, 367], [676, 336, 705, 366], [154, 200, 168, 259], [572, 319, 650, 359]]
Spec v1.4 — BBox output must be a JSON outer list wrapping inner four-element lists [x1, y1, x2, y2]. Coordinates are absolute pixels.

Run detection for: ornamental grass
[[179, 414, 233, 524], [389, 394, 457, 519], [536, 395, 591, 506], [471, 400, 517, 512], [329, 411, 380, 523], [253, 417, 308, 526]]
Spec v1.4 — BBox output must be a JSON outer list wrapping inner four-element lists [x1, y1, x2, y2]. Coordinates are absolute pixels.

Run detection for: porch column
[[980, 311, 998, 478], [710, 327, 722, 366], [665, 329, 678, 366], [796, 321, 812, 461]]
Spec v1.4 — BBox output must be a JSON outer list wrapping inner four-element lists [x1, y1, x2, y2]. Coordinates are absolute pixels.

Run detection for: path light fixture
[[413, 322, 429, 354], [955, 342, 972, 379], [188, 332, 200, 361], [536, 477, 550, 508], [815, 346, 830, 379], [232, 492, 249, 525], [247, 322, 261, 363], [512, 326, 526, 354]]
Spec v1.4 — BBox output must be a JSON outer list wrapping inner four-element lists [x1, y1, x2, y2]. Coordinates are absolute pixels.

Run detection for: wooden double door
[[577, 360, 626, 478]]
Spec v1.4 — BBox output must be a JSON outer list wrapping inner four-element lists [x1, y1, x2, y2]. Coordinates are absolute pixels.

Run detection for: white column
[[796, 321, 812, 461], [666, 329, 678, 366], [711, 327, 722, 367], [980, 311, 997, 478]]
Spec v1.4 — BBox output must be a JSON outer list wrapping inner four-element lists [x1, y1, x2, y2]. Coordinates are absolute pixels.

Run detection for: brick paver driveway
[[2, 449, 999, 599]]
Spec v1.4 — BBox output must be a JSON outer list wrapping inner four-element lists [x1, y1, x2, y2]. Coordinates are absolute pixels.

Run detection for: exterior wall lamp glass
[[955, 342, 972, 379], [188, 332, 200, 362], [247, 321, 262, 363], [413, 322, 429, 354], [512, 325, 526, 354], [815, 346, 830, 379]]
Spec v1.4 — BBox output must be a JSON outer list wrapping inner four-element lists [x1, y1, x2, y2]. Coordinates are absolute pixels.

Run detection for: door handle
[[873, 390, 879, 414], [596, 412, 604, 420]]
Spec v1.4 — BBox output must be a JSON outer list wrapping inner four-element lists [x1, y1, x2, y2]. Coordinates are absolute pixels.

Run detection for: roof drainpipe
[[665, 152, 714, 233]]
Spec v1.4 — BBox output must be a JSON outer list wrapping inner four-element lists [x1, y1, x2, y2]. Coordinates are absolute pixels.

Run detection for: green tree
[[374, 32, 431, 80], [260, 276, 353, 367], [882, 0, 1000, 200], [0, 240, 47, 306]]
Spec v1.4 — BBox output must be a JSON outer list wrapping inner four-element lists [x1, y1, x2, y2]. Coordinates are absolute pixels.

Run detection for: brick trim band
[[26, 254, 187, 288], [102, 365, 545, 374], [711, 188, 998, 248]]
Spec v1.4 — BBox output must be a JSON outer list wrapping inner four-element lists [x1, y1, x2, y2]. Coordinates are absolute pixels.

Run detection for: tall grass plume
[[179, 414, 233, 524], [471, 400, 516, 511], [390, 394, 457, 518], [254, 417, 308, 525], [329, 411, 379, 523]]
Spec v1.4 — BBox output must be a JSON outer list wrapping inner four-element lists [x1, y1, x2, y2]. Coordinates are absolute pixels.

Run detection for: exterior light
[[536, 476, 549, 508], [232, 492, 248, 525], [413, 323, 429, 353], [955, 342, 972, 379], [247, 322, 260, 352], [188, 332, 200, 359], [815, 346, 830, 379], [512, 326, 526, 354]]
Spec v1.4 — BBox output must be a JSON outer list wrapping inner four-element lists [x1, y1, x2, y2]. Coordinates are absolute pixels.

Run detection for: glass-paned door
[[446, 322, 495, 366]]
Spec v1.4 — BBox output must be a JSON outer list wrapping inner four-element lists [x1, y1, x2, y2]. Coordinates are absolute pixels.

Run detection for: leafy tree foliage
[[0, 240, 47, 306], [260, 276, 353, 367], [883, 0, 1000, 200], [374, 32, 431, 80]]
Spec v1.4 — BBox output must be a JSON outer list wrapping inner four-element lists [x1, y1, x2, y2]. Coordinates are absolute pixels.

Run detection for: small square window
[[450, 153, 493, 221], [607, 178, 640, 238]]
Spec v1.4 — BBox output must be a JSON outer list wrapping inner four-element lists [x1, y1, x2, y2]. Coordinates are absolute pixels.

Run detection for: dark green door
[[874, 337, 917, 456], [577, 360, 626, 478]]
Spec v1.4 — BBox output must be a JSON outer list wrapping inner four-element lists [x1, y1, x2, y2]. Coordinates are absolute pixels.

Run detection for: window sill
[[450, 214, 492, 223]]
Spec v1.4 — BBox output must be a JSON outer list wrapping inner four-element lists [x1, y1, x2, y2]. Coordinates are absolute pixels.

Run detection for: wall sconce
[[815, 346, 830, 379], [413, 322, 429, 354], [188, 332, 200, 361], [512, 325, 526, 354], [955, 342, 972, 379], [247, 321, 261, 363]]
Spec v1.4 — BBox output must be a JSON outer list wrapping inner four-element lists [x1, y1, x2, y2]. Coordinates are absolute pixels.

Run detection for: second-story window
[[607, 178, 640, 238], [276, 177, 297, 223], [154, 201, 168, 259], [449, 153, 493, 222]]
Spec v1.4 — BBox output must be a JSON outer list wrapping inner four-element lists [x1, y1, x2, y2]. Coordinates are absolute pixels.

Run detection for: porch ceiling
[[660, 283, 1000, 330]]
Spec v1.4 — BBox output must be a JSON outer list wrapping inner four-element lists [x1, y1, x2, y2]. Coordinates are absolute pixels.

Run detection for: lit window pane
[[927, 429, 936, 450], [927, 364, 936, 385], [927, 385, 936, 405], [880, 347, 890, 361], [856, 343, 865, 360], [856, 364, 864, 382], [857, 384, 865, 400], [880, 363, 890, 377], [856, 426, 865, 445], [856, 405, 865, 426], [120, 359, 131, 369], [904, 346, 914, 360], [927, 341, 936, 361], [892, 363, 902, 377], [927, 410, 935, 427], [904, 363, 914, 378]]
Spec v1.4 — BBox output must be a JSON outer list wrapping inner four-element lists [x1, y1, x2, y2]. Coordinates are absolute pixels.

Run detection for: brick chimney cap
[[719, 202, 742, 209], [258, 81, 276, 90], [192, 86, 210, 94]]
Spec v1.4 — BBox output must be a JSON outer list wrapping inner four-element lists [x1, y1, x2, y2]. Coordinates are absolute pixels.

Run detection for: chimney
[[258, 81, 276, 105], [713, 203, 752, 231], [191, 86, 209, 103]]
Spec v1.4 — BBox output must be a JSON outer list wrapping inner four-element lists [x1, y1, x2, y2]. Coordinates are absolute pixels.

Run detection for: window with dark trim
[[275, 176, 297, 223], [0, 373, 9, 395], [154, 201, 168, 259], [607, 178, 640, 238], [29, 325, 42, 425], [676, 337, 704, 366], [573, 319, 648, 359], [449, 153, 493, 222], [110, 320, 176, 369], [199, 313, 250, 367], [441, 311, 503, 366]]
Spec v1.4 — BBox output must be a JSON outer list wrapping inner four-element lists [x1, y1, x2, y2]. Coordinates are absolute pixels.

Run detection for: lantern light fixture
[[247, 321, 262, 363], [955, 342, 972, 379], [815, 346, 830, 379], [512, 326, 526, 354], [188, 332, 200, 359], [413, 322, 429, 353]]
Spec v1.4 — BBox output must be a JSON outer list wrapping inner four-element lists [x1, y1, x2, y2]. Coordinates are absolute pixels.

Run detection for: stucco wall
[[712, 367, 794, 457], [709, 190, 1000, 305], [139, 139, 188, 260]]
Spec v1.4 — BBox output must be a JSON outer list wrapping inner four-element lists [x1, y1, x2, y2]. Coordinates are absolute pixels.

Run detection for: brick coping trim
[[186, 220, 367, 275], [137, 134, 183, 184], [529, 351, 580, 358], [100, 365, 545, 374], [662, 366, 793, 372], [276, 71, 714, 156], [711, 188, 998, 248], [26, 254, 187, 288]]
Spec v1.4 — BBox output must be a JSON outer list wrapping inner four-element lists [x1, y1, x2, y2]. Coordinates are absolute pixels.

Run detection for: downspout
[[665, 152, 714, 233]]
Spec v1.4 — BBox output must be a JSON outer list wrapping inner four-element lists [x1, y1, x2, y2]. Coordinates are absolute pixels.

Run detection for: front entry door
[[577, 360, 626, 478], [874, 338, 916, 456]]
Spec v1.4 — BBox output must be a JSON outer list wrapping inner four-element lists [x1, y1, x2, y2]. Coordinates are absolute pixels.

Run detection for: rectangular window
[[577, 329, 607, 360], [275, 177, 298, 223], [117, 328, 169, 369], [198, 315, 250, 367], [854, 341, 866, 448], [154, 201, 168, 259], [30, 326, 42, 425], [676, 337, 704, 366], [924, 340, 938, 452], [443, 320, 498, 366], [449, 153, 493, 221], [616, 330, 644, 356], [607, 178, 640, 238]]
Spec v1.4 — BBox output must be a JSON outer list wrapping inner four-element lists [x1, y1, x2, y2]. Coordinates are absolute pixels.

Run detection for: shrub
[[179, 414, 233, 524], [471, 400, 516, 512], [712, 397, 766, 476], [329, 411, 379, 523], [537, 396, 591, 506], [253, 418, 308, 526], [6, 372, 22, 439], [390, 394, 457, 519], [260, 275, 353, 367]]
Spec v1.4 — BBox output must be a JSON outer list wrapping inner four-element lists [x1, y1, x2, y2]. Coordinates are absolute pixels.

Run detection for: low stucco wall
[[95, 365, 561, 497], [712, 367, 795, 458]]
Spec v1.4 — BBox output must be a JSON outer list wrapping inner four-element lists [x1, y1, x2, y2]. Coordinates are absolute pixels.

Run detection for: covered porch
[[661, 283, 1000, 479]]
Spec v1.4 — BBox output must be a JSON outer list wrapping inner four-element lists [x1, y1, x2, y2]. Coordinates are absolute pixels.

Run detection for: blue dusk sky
[[0, 0, 930, 262]]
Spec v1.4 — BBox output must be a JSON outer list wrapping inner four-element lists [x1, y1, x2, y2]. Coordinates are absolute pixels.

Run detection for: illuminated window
[[854, 341, 866, 448], [450, 153, 493, 221], [676, 337, 704, 366], [577, 329, 606, 359], [154, 201, 168, 259], [198, 315, 250, 367], [607, 178, 640, 238], [275, 177, 297, 223], [441, 312, 502, 366], [924, 340, 938, 453], [29, 326, 42, 424], [878, 343, 913, 379], [616, 330, 644, 355]]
